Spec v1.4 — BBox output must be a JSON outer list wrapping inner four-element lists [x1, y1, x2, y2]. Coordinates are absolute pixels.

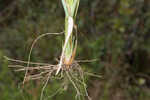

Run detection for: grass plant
[[4, 0, 101, 100]]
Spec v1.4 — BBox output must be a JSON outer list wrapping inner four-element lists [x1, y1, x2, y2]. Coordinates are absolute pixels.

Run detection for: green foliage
[[0, 0, 150, 100]]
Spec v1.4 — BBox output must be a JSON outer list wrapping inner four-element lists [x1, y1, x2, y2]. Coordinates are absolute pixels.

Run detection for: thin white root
[[66, 71, 81, 99], [40, 71, 52, 100], [23, 32, 63, 84], [4, 56, 50, 65]]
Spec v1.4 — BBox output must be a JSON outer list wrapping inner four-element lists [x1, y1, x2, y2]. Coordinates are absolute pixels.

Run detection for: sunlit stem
[[56, 16, 74, 74], [56, 0, 79, 75]]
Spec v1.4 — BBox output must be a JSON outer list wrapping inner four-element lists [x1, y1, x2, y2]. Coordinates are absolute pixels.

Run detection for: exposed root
[[7, 57, 100, 100], [24, 32, 63, 84], [40, 71, 52, 100], [45, 86, 63, 100], [5, 32, 101, 100], [4, 56, 50, 65]]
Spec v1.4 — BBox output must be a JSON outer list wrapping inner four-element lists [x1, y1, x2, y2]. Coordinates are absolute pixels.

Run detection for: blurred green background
[[0, 0, 150, 100]]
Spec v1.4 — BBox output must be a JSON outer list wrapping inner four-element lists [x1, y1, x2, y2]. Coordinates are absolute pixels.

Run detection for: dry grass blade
[[76, 59, 98, 63], [85, 72, 102, 78]]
